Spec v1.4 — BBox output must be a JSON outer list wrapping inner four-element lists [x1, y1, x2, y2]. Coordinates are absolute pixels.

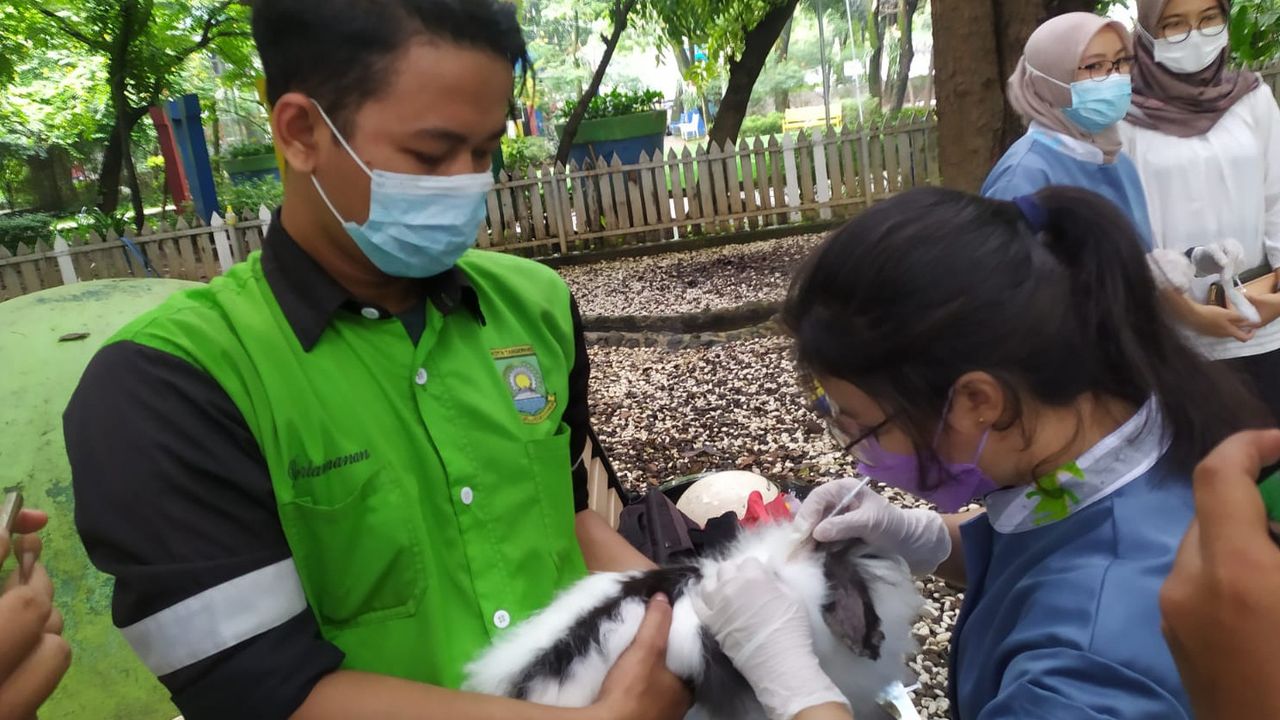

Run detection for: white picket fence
[[477, 117, 939, 255], [0, 118, 941, 300], [0, 208, 273, 301]]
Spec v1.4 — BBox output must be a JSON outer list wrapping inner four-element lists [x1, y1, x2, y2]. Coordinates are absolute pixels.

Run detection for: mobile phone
[[1257, 461, 1280, 547], [0, 487, 23, 535]]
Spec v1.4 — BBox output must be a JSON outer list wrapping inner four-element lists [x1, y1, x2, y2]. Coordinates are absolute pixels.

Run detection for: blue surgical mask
[[1028, 65, 1133, 135], [1062, 74, 1133, 134], [309, 101, 494, 279]]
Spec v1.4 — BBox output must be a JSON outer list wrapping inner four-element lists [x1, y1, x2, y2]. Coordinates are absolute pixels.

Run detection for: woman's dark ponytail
[[1030, 187, 1269, 469]]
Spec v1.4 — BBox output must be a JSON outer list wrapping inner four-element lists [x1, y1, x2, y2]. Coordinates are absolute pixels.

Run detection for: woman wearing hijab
[[983, 13, 1154, 248], [1120, 0, 1280, 422]]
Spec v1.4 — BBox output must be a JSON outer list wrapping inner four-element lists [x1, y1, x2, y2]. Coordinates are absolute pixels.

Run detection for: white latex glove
[[1190, 239, 1247, 278], [691, 558, 849, 720], [796, 478, 952, 576], [1148, 249, 1195, 294]]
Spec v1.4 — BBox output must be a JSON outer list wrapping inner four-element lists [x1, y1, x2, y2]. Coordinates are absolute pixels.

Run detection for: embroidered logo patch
[[492, 345, 557, 424]]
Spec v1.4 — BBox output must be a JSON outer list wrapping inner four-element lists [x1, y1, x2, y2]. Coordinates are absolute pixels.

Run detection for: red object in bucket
[[741, 490, 796, 527]]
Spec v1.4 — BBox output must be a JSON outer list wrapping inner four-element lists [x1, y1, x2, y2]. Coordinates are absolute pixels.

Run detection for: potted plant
[[223, 141, 280, 185], [563, 88, 667, 167]]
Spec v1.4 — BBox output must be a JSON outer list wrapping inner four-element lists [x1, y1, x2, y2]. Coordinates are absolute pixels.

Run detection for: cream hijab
[[1007, 13, 1133, 162]]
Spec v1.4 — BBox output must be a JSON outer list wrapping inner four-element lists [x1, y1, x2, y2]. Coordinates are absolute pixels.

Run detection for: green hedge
[[225, 141, 277, 159], [0, 213, 55, 253], [740, 112, 784, 138], [218, 176, 283, 215], [501, 135, 554, 175]]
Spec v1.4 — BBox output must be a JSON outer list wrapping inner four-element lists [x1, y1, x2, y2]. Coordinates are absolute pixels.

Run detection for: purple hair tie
[[1013, 195, 1048, 234]]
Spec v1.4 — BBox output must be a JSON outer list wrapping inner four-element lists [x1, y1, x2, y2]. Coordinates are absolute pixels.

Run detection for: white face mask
[[1151, 26, 1230, 74]]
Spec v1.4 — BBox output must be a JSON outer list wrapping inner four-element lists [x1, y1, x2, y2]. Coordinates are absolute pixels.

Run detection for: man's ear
[[272, 92, 325, 175], [820, 542, 884, 661]]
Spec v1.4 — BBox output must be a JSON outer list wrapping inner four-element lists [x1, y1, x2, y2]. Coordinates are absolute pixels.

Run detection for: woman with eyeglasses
[[691, 186, 1270, 720], [1118, 0, 1280, 422], [982, 14, 1154, 248]]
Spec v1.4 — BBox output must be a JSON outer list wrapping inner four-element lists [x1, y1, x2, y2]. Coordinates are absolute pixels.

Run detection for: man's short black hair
[[253, 0, 530, 132]]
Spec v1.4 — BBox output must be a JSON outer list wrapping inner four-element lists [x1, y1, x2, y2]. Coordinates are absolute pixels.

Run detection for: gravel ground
[[560, 234, 825, 317], [587, 335, 961, 719]]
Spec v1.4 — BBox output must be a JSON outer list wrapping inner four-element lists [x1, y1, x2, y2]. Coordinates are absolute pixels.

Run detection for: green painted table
[[0, 279, 200, 720]]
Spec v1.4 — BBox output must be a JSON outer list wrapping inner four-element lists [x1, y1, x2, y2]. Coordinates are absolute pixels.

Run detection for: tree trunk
[[97, 126, 125, 213], [930, 0, 1099, 192], [708, 0, 802, 146], [670, 37, 691, 119], [815, 0, 832, 128], [890, 0, 921, 113], [774, 18, 794, 111], [867, 0, 886, 100], [122, 118, 146, 232], [210, 101, 224, 179], [100, 5, 136, 216], [555, 0, 640, 166], [98, 102, 150, 221], [1046, 0, 1104, 13], [1, 170, 15, 211], [573, 8, 585, 98], [25, 154, 64, 212], [930, 0, 1006, 193]]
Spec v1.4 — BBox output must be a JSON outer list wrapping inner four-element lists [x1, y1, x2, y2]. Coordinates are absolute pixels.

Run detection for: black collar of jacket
[[260, 211, 485, 352]]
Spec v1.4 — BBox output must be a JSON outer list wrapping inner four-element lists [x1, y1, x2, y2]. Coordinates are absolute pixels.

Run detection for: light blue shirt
[[950, 402, 1192, 719], [982, 129, 1154, 250]]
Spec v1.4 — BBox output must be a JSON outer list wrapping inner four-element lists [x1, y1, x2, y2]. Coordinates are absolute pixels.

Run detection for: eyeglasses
[[1159, 13, 1228, 44], [1078, 56, 1136, 81], [801, 373, 892, 453]]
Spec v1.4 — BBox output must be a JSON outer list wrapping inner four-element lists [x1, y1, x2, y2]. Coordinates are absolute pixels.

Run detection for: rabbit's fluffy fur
[[464, 521, 924, 720]]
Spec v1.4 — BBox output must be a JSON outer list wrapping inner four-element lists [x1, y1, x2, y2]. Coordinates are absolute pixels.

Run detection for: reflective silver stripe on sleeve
[[120, 558, 307, 676]]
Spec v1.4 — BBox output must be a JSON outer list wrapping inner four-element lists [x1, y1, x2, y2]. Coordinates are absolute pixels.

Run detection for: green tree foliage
[[1231, 0, 1280, 65], [0, 48, 111, 212], [0, 51, 111, 156], [217, 175, 283, 215], [643, 0, 789, 69], [520, 0, 611, 108], [549, 0, 642, 164], [20, 0, 255, 225], [500, 135, 554, 174], [643, 0, 802, 143]]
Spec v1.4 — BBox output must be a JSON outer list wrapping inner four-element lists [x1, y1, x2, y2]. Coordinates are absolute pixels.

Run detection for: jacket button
[[460, 487, 474, 505], [414, 368, 429, 386], [361, 307, 381, 320], [493, 610, 511, 629]]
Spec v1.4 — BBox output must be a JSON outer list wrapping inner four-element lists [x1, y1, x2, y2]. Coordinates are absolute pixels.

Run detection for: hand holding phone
[[0, 497, 67, 720]]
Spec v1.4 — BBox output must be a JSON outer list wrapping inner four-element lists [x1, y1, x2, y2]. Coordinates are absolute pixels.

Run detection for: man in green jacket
[[64, 1, 689, 718]]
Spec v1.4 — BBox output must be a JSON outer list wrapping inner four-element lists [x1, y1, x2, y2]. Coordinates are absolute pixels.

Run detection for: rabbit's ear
[[819, 541, 885, 661]]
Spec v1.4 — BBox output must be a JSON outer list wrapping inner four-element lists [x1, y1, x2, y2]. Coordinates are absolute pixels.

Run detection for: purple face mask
[[853, 407, 999, 513]]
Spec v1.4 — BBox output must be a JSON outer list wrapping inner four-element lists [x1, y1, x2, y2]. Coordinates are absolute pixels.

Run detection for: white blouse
[[1120, 83, 1280, 360]]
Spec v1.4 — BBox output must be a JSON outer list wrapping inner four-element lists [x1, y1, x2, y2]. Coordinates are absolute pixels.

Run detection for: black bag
[[618, 490, 739, 565]]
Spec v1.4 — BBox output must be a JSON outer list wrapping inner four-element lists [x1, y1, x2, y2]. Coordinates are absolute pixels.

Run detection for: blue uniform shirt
[[949, 401, 1192, 719], [982, 128, 1154, 250]]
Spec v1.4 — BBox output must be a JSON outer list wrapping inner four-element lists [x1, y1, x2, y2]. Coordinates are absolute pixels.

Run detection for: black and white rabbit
[[464, 520, 924, 720]]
